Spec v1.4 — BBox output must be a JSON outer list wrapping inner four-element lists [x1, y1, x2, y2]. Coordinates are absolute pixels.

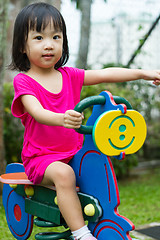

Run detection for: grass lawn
[[118, 168, 160, 227], [0, 168, 160, 239]]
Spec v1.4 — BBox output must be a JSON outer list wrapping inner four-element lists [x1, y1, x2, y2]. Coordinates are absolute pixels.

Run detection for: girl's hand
[[143, 70, 160, 85], [153, 79, 160, 86], [63, 110, 84, 129]]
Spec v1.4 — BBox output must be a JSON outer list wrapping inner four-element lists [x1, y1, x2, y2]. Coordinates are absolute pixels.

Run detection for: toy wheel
[[3, 183, 33, 240], [2, 164, 34, 240]]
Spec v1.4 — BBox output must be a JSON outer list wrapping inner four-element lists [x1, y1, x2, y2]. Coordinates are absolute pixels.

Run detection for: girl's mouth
[[42, 54, 54, 60]]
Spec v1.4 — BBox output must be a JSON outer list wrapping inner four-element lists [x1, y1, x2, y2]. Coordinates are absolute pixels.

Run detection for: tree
[[75, 0, 92, 69], [126, 13, 160, 68], [71, 0, 107, 69], [124, 13, 160, 160], [0, 0, 8, 194]]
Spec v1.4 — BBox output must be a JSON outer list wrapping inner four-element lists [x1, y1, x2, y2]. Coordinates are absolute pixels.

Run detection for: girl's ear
[[21, 41, 27, 53], [22, 47, 26, 54]]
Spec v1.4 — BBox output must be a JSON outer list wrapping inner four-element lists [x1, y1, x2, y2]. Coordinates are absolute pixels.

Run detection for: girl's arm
[[84, 68, 160, 86], [21, 95, 83, 129]]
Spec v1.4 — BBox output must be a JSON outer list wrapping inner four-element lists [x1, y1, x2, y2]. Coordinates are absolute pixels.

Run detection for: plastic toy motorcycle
[[0, 91, 147, 240]]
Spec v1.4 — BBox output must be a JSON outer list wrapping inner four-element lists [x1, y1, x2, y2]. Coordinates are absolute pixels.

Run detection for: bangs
[[28, 8, 63, 32]]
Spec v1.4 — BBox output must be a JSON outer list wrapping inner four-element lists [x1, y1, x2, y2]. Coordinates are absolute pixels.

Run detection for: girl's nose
[[44, 40, 54, 50]]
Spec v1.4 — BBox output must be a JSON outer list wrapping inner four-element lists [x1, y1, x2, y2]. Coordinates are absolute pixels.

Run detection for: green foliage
[[3, 82, 24, 164], [128, 81, 160, 159], [111, 154, 138, 179]]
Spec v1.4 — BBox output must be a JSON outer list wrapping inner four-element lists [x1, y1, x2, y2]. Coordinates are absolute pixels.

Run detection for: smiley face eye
[[119, 125, 126, 132], [119, 125, 126, 141], [119, 134, 125, 141]]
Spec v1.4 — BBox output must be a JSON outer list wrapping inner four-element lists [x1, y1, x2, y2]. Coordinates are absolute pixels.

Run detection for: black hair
[[9, 2, 69, 71]]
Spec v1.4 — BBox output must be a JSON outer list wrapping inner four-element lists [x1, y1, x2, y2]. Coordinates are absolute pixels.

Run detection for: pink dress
[[11, 67, 84, 184]]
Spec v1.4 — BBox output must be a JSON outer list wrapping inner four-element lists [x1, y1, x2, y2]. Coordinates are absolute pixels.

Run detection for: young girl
[[10, 2, 160, 240]]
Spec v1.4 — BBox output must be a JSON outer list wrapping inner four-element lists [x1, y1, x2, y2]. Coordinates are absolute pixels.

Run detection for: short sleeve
[[65, 67, 84, 90], [69, 67, 85, 104], [11, 74, 37, 119], [59, 67, 85, 106]]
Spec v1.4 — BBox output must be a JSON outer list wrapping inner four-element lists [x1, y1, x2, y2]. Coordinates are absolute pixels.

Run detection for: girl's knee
[[56, 165, 76, 188], [42, 161, 76, 188], [46, 162, 76, 188]]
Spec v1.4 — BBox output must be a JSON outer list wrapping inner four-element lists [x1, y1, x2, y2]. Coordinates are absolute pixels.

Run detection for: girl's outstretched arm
[[21, 95, 83, 129], [84, 68, 160, 86]]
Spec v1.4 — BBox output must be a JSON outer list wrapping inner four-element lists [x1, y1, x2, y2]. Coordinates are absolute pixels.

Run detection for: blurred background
[[0, 0, 160, 191], [0, 1, 160, 239]]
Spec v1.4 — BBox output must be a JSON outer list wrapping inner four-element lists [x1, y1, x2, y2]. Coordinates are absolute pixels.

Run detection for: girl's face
[[24, 20, 63, 72]]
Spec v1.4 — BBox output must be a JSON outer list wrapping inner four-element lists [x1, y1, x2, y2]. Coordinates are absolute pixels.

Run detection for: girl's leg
[[41, 161, 97, 239], [41, 161, 85, 231]]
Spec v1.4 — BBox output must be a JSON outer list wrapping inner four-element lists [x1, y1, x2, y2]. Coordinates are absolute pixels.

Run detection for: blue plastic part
[[2, 163, 33, 240], [70, 91, 135, 240]]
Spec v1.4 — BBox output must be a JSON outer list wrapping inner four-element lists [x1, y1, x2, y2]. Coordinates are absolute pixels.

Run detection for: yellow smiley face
[[92, 110, 147, 156]]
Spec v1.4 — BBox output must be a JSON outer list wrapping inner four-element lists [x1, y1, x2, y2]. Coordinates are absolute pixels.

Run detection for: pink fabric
[[11, 67, 85, 184]]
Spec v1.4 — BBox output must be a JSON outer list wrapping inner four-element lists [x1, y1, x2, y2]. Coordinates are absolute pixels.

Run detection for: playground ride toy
[[0, 91, 147, 240]]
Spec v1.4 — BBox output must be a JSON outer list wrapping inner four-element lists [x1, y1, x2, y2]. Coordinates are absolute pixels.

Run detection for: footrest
[[35, 229, 72, 240], [34, 218, 58, 228]]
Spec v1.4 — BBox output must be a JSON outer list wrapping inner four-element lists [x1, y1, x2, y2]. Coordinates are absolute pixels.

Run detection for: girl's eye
[[53, 35, 60, 40], [36, 36, 43, 40]]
